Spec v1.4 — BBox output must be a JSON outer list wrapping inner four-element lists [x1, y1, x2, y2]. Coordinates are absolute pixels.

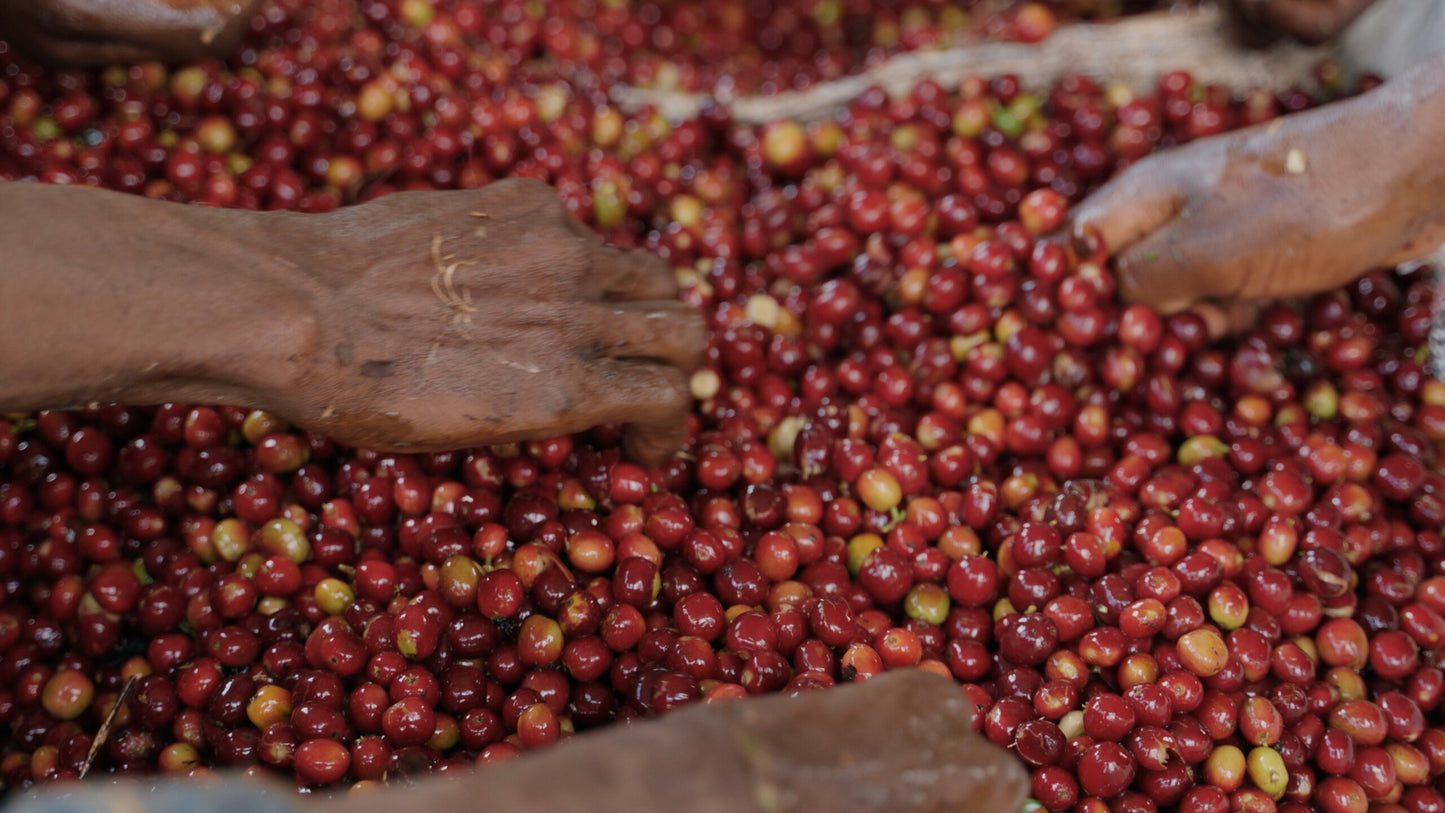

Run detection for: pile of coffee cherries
[[1, 2, 1441, 812]]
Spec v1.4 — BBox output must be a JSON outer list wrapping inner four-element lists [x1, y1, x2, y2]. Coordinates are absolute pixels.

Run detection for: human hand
[[309, 670, 1028, 813], [1068, 71, 1445, 327], [0, 0, 262, 66], [1223, 0, 1376, 45], [3, 673, 1026, 813], [690, 669, 1029, 812], [261, 178, 703, 465]]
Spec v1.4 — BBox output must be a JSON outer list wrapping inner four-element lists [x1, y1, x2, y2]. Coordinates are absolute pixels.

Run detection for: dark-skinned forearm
[[1348, 51, 1445, 259], [0, 182, 321, 413]]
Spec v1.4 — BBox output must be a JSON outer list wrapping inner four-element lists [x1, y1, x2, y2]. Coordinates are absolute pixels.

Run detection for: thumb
[[1067, 162, 1186, 258]]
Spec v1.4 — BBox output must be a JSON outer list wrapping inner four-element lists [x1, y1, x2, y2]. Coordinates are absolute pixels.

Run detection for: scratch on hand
[[430, 234, 480, 336]]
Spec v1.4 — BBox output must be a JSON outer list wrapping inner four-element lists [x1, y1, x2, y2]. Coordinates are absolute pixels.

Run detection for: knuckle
[[628, 363, 688, 415], [484, 177, 559, 219], [497, 176, 549, 196], [647, 253, 680, 294], [656, 367, 690, 412], [569, 245, 597, 280]]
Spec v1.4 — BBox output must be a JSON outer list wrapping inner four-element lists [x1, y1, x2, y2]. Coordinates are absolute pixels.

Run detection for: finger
[[1222, 299, 1268, 337], [623, 415, 688, 468], [1182, 299, 1268, 340], [582, 361, 691, 466], [1114, 224, 1240, 312], [592, 244, 679, 302], [18, 30, 159, 66], [592, 301, 706, 371], [1189, 302, 1232, 340], [1066, 164, 1186, 256], [40, 0, 249, 59], [1221, 0, 1283, 45], [1262, 0, 1375, 44], [563, 211, 604, 242]]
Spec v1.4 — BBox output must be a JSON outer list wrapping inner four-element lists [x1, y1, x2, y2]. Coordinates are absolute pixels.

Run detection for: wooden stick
[[79, 674, 138, 780], [611, 5, 1339, 124]]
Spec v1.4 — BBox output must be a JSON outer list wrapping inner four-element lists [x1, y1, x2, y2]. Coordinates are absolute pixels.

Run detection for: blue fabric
[[1, 779, 298, 813]]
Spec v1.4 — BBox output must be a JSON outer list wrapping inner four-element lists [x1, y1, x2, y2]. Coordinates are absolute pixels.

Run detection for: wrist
[[1375, 53, 1445, 194], [153, 205, 326, 405], [0, 184, 323, 413]]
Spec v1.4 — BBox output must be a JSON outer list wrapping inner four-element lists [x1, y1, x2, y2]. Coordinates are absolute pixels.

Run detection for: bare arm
[[0, 181, 317, 413], [0, 180, 703, 462], [0, 0, 263, 65]]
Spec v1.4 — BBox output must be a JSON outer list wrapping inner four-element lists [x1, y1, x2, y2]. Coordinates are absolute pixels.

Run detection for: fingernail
[[1070, 223, 1105, 262]]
